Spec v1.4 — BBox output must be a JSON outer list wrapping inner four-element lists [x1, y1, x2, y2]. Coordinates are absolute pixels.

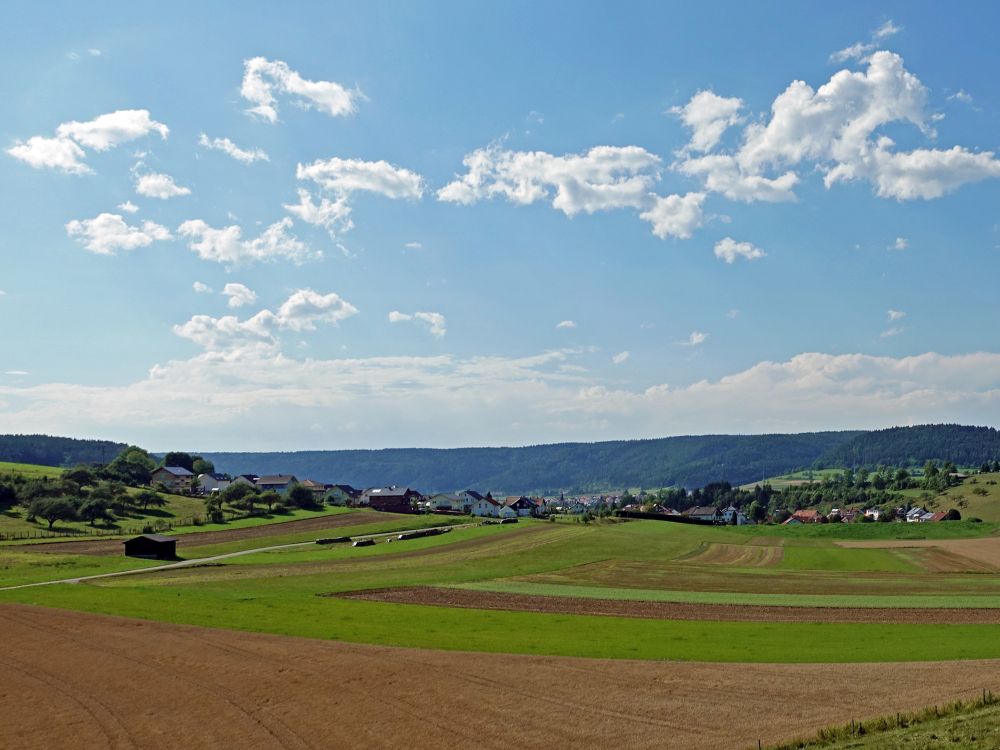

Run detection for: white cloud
[[4, 370, 28, 376], [282, 188, 353, 236], [175, 288, 358, 357], [948, 89, 974, 104], [296, 157, 424, 199], [177, 217, 315, 265], [830, 20, 900, 63], [192, 281, 212, 294], [222, 282, 257, 308], [6, 347, 999, 450], [241, 57, 362, 123], [389, 310, 447, 337], [881, 326, 905, 338], [890, 236, 909, 251], [888, 309, 907, 321], [639, 192, 705, 239], [714, 237, 766, 264], [676, 155, 799, 202], [612, 351, 630, 364], [7, 136, 90, 174], [56, 110, 168, 151], [117, 200, 139, 213], [198, 134, 268, 164], [874, 20, 901, 39], [0, 290, 6, 296], [556, 320, 577, 329], [727, 309, 740, 319], [65, 213, 172, 255], [404, 241, 423, 250], [684, 331, 708, 346], [135, 171, 191, 199], [671, 90, 744, 153], [438, 144, 661, 217]]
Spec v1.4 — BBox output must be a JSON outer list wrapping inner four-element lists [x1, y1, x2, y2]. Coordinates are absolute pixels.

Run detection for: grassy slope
[[925, 472, 1000, 523], [3, 519, 1000, 662]]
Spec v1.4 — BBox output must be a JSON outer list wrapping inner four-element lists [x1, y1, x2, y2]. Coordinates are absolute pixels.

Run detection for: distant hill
[[200, 432, 862, 494], [0, 434, 126, 468], [815, 424, 1000, 469]]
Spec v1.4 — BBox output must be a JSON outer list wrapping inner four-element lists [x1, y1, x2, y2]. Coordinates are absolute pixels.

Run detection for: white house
[[470, 495, 501, 517], [721, 505, 751, 525], [198, 473, 231, 494], [150, 466, 194, 493]]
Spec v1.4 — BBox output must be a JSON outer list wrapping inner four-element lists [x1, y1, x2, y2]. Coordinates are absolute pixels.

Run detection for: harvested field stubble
[[2, 603, 1000, 750]]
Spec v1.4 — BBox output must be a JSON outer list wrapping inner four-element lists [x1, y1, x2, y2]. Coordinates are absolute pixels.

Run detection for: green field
[[1, 516, 999, 663]]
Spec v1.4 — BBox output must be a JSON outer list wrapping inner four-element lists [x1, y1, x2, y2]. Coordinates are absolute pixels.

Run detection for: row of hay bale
[[316, 525, 454, 549]]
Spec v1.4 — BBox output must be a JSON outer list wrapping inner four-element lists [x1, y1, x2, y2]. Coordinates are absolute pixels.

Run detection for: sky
[[1, 1, 999, 451]]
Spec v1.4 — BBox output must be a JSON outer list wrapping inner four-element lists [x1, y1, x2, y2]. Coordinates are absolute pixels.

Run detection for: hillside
[[200, 432, 861, 494], [0, 434, 126, 468], [815, 424, 1000, 469]]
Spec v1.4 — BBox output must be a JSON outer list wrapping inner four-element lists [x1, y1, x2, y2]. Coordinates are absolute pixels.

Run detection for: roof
[[464, 490, 484, 501], [157, 466, 194, 476], [475, 495, 500, 506], [365, 486, 415, 498], [504, 496, 531, 506], [929, 511, 948, 521], [300, 479, 327, 488], [685, 505, 720, 516], [124, 534, 176, 543], [257, 475, 297, 484], [330, 484, 359, 494]]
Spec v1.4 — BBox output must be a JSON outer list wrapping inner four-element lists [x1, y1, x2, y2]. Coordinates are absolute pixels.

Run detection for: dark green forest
[[814, 424, 1000, 469], [0, 434, 125, 468], [201, 432, 861, 493]]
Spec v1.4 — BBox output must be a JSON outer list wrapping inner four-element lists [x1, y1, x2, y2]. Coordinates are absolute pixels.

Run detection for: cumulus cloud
[[404, 241, 423, 250], [948, 90, 974, 105], [639, 192, 706, 239], [65, 212, 172, 255], [7, 136, 89, 174], [684, 331, 708, 346], [888, 309, 906, 321], [556, 320, 576, 329], [177, 217, 315, 265], [881, 326, 905, 338], [117, 200, 139, 213], [175, 288, 358, 357], [296, 157, 424, 199], [714, 237, 766, 264], [10, 110, 169, 175], [830, 19, 901, 63], [283, 188, 353, 236], [193, 281, 212, 294], [438, 144, 661, 216], [671, 90, 744, 153], [222, 282, 257, 308], [241, 57, 362, 123], [675, 50, 1000, 203], [198, 133, 268, 164], [890, 236, 909, 251], [135, 171, 191, 199], [389, 310, 447, 337], [612, 351, 630, 364]]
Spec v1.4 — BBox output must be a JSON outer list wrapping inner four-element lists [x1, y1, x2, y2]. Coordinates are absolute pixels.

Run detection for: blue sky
[[2, 1, 999, 450]]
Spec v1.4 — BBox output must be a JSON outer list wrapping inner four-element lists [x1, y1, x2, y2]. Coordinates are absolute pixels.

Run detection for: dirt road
[[2, 603, 999, 750]]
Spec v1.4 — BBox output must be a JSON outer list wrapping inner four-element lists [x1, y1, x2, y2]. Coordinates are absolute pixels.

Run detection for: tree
[[106, 446, 156, 485], [78, 498, 114, 527], [0, 482, 17, 509], [747, 500, 767, 523], [258, 490, 281, 513], [287, 483, 319, 509], [62, 465, 97, 486], [162, 452, 195, 472], [192, 457, 215, 475], [944, 508, 962, 521], [134, 490, 167, 510], [28, 497, 77, 529]]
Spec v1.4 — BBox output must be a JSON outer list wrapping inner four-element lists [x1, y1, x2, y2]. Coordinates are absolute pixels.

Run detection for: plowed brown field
[[2, 603, 999, 750], [336, 586, 1000, 624], [21, 511, 392, 556], [837, 538, 1000, 569]]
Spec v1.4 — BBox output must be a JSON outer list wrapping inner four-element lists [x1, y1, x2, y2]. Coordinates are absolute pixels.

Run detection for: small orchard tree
[[258, 490, 281, 513], [28, 497, 77, 529], [78, 498, 114, 527], [134, 490, 167, 510], [287, 483, 318, 509]]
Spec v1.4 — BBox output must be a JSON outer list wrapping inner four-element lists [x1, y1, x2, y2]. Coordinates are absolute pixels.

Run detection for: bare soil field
[[20, 511, 390, 556], [679, 542, 784, 567], [1, 604, 999, 750], [838, 538, 1000, 569], [336, 586, 1000, 624]]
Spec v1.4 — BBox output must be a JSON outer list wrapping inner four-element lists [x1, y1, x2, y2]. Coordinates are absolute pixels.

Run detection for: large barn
[[123, 534, 177, 560]]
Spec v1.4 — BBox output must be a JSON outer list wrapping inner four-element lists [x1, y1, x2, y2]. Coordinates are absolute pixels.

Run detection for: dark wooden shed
[[123, 534, 177, 560]]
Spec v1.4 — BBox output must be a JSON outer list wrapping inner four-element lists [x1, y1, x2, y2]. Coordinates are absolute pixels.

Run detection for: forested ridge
[[3, 424, 999, 495]]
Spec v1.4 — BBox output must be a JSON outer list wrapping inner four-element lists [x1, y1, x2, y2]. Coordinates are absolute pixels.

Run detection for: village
[[148, 465, 955, 526]]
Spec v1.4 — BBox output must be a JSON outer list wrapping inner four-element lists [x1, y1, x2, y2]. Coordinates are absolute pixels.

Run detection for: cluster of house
[[621, 503, 754, 525], [783, 506, 949, 524]]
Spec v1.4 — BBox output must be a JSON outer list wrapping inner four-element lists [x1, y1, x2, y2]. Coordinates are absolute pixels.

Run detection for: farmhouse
[[363, 486, 421, 513], [198, 473, 231, 494], [256, 475, 298, 494], [721, 505, 751, 525], [785, 509, 822, 524], [326, 484, 361, 505], [684, 506, 722, 523], [150, 466, 194, 493], [470, 494, 501, 517], [299, 479, 330, 500], [503, 496, 536, 517], [123, 534, 177, 560]]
